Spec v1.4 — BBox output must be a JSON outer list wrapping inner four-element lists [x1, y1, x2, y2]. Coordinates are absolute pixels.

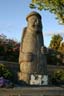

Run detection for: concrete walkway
[[0, 86, 64, 96]]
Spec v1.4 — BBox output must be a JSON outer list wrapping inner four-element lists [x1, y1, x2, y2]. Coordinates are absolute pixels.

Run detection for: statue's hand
[[19, 52, 36, 63]]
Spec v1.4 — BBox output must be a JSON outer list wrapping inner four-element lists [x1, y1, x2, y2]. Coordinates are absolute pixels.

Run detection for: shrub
[[51, 69, 64, 85], [0, 64, 13, 80], [0, 34, 20, 62]]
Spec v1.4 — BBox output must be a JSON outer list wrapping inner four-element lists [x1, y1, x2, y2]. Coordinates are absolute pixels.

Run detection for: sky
[[0, 0, 64, 47]]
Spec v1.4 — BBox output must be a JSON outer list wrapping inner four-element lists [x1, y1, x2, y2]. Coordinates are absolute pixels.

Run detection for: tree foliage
[[49, 34, 63, 50], [58, 41, 64, 54], [46, 34, 64, 65], [46, 48, 64, 65], [0, 34, 20, 62], [30, 0, 64, 24]]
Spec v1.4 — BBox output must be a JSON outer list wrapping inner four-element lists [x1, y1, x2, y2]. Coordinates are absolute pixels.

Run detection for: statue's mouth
[[33, 24, 39, 28]]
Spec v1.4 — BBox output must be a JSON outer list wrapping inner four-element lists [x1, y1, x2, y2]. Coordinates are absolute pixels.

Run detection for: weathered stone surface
[[19, 11, 47, 84]]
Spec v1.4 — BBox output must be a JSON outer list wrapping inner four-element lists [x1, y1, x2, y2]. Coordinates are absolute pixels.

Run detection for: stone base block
[[30, 74, 48, 85]]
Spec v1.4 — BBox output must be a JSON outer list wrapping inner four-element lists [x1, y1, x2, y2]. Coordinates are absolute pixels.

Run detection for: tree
[[49, 34, 63, 50], [58, 41, 64, 54], [0, 34, 20, 62], [30, 0, 64, 24], [47, 34, 64, 65]]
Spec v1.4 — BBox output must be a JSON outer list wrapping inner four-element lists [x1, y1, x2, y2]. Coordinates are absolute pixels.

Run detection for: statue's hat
[[26, 11, 41, 21]]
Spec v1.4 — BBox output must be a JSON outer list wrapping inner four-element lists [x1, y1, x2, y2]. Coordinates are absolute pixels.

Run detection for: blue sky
[[0, 0, 64, 47]]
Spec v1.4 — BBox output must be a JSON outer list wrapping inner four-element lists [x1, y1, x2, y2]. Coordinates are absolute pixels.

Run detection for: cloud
[[43, 31, 64, 37]]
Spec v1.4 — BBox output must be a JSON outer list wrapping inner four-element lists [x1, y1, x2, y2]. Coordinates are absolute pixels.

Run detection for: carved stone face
[[27, 15, 42, 32]]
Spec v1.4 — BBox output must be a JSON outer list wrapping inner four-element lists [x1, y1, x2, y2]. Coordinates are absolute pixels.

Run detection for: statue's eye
[[31, 19, 36, 24], [33, 19, 38, 23]]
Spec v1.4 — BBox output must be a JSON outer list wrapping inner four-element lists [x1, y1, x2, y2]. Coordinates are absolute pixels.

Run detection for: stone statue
[[18, 11, 48, 84]]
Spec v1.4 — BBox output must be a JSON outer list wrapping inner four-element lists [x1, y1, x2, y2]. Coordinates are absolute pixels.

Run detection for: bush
[[51, 69, 64, 85], [46, 48, 64, 65], [0, 64, 13, 80], [0, 34, 20, 62]]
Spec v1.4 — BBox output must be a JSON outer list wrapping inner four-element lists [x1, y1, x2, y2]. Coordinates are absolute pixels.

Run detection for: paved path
[[0, 87, 64, 96]]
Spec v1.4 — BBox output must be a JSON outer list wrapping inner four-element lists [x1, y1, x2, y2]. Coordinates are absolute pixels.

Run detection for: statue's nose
[[37, 19, 39, 24], [35, 20, 39, 25]]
